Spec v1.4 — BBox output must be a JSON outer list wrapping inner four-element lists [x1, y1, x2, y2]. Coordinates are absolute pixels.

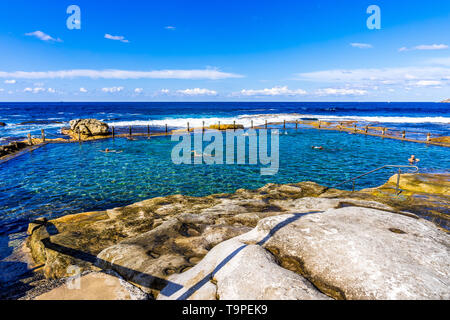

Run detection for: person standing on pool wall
[[408, 155, 420, 165]]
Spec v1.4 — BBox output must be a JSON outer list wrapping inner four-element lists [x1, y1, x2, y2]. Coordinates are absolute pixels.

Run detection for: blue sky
[[0, 0, 449, 102]]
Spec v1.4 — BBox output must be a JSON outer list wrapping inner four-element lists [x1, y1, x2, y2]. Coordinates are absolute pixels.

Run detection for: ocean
[[1, 102, 449, 144]]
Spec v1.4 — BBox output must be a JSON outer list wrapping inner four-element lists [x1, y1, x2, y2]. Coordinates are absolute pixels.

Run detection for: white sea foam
[[106, 113, 450, 128]]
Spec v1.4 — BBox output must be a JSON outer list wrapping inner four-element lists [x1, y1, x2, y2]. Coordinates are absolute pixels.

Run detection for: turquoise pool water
[[1, 128, 449, 235]]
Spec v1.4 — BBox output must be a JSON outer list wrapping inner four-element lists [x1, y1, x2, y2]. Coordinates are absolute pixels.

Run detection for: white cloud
[[0, 69, 242, 80], [315, 88, 368, 96], [415, 44, 448, 50], [134, 88, 143, 93], [350, 43, 373, 49], [177, 88, 218, 96], [24, 87, 45, 93], [0, 88, 4, 92], [296, 67, 450, 85], [4, 79, 16, 84], [239, 86, 307, 96], [399, 44, 448, 52], [414, 80, 442, 87], [104, 34, 129, 43], [160, 89, 170, 94], [165, 26, 176, 30], [47, 88, 56, 93], [79, 87, 87, 93], [25, 31, 62, 42], [102, 86, 124, 93]]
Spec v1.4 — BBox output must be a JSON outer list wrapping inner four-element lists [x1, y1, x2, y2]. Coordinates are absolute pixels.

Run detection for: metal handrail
[[331, 165, 419, 194]]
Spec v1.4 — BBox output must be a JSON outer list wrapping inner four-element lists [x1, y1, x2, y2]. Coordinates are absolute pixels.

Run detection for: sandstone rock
[[96, 219, 251, 297], [246, 208, 450, 300], [25, 176, 449, 300], [0, 141, 29, 158], [34, 271, 147, 300], [69, 119, 109, 137], [430, 136, 450, 145], [158, 237, 330, 300], [209, 124, 244, 130], [386, 173, 450, 196]]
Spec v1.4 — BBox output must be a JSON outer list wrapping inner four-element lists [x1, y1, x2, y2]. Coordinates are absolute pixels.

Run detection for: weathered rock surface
[[0, 122, 6, 127], [158, 238, 330, 300], [386, 173, 450, 195], [25, 175, 450, 300], [34, 271, 147, 300], [0, 141, 29, 158], [365, 173, 450, 229], [430, 136, 450, 145], [244, 208, 450, 300], [62, 119, 109, 140], [209, 124, 244, 130], [160, 207, 449, 300], [97, 219, 251, 296]]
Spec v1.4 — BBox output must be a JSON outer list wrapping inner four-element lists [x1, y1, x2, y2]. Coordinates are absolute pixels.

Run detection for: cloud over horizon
[[238, 86, 307, 96], [25, 31, 62, 42], [104, 34, 130, 43], [176, 88, 218, 96], [350, 43, 373, 49], [399, 44, 448, 52], [0, 69, 243, 80]]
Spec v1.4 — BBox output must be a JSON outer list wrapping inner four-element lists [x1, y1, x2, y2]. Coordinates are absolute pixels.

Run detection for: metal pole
[[187, 122, 190, 132], [283, 120, 286, 129], [129, 126, 132, 136], [28, 133, 32, 145], [265, 120, 267, 129], [402, 131, 406, 139], [41, 129, 45, 142], [296, 120, 298, 129], [233, 120, 236, 131], [251, 120, 254, 129], [218, 121, 221, 130], [112, 126, 115, 138], [202, 121, 205, 132], [165, 124, 168, 134], [147, 125, 150, 136]]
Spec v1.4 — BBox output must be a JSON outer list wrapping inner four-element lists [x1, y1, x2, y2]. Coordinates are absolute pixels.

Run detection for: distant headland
[[441, 99, 450, 103]]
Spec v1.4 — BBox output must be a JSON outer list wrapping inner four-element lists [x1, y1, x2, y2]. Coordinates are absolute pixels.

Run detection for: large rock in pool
[[69, 119, 109, 136]]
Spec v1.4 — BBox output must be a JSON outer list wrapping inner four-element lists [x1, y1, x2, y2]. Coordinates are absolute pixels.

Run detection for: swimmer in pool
[[101, 148, 122, 154], [191, 150, 212, 157], [408, 155, 420, 165]]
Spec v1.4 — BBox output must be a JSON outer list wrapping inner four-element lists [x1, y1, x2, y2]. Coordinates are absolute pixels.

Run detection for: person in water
[[191, 150, 212, 157], [311, 146, 324, 150], [408, 155, 420, 165], [101, 148, 122, 153]]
